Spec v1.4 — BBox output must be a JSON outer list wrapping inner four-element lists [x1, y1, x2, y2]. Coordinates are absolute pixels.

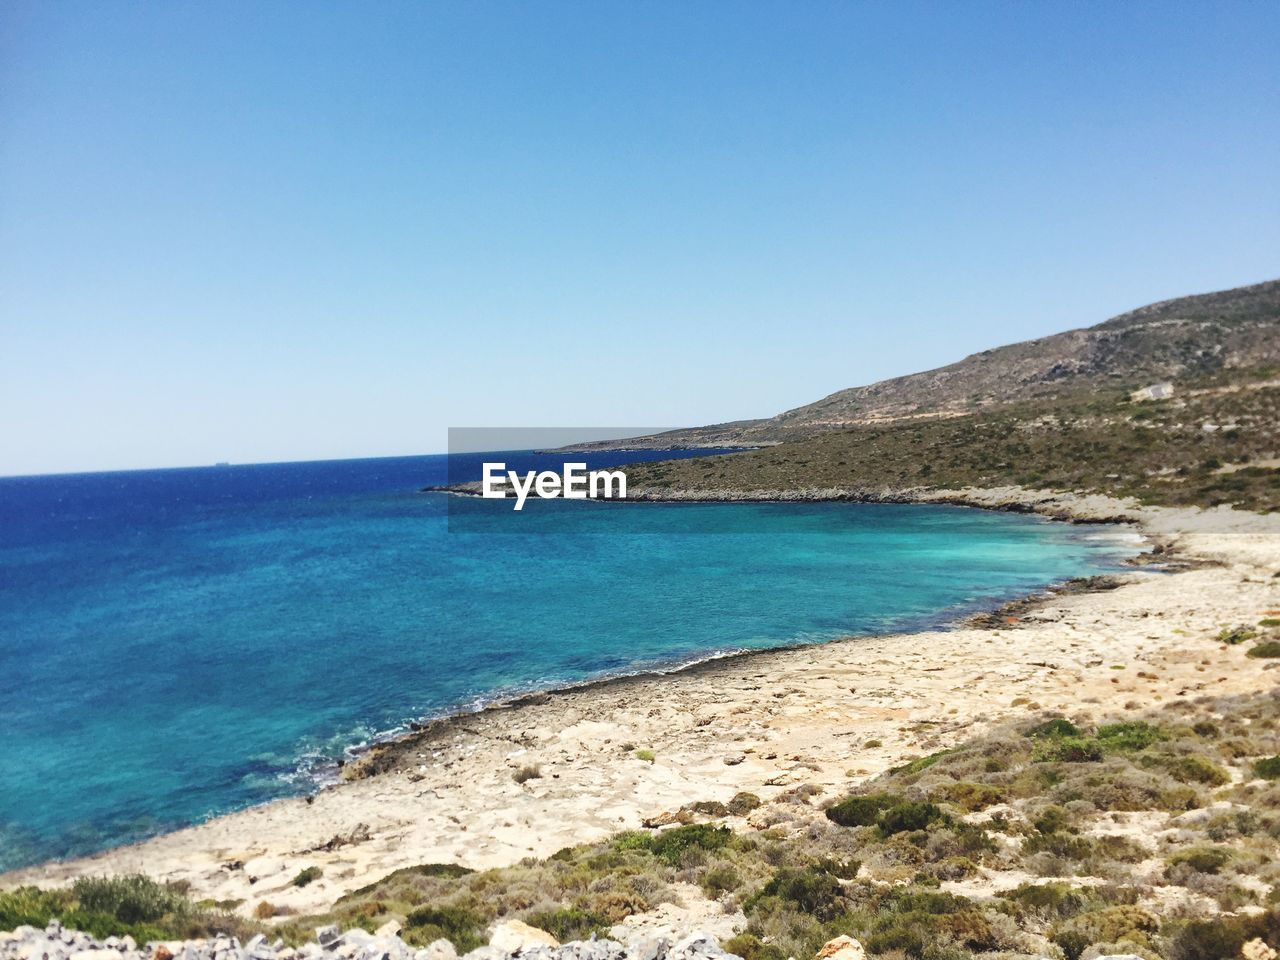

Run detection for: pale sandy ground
[[3, 487, 1278, 931]]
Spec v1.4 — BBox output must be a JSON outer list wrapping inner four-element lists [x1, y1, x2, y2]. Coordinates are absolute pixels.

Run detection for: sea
[[0, 450, 1143, 871]]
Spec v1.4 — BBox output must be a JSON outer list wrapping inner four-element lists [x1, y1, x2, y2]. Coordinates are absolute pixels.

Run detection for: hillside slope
[[573, 279, 1278, 451]]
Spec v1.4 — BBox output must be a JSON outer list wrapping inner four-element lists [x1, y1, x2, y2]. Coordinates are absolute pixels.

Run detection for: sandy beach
[[4, 487, 1278, 925]]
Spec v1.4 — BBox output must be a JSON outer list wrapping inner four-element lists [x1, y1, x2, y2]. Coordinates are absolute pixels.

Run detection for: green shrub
[[1163, 754, 1230, 785], [1033, 805, 1073, 834], [814, 856, 861, 880], [1033, 736, 1104, 763], [0, 886, 75, 932], [1247, 641, 1280, 658], [893, 749, 957, 776], [727, 792, 762, 815], [878, 801, 946, 836], [0, 875, 256, 944], [1096, 721, 1166, 751], [1166, 846, 1233, 875], [1052, 905, 1159, 960], [724, 933, 787, 960], [1024, 832, 1098, 862], [72, 875, 191, 925], [342, 862, 473, 898], [634, 749, 655, 762], [1218, 626, 1258, 645], [825, 793, 899, 827], [1163, 910, 1280, 960], [1254, 756, 1280, 779], [747, 867, 844, 920], [403, 905, 487, 951], [1027, 718, 1082, 739], [936, 782, 1005, 811], [647, 823, 731, 865], [524, 906, 609, 942], [1000, 882, 1091, 919], [292, 867, 322, 888], [700, 865, 743, 898]]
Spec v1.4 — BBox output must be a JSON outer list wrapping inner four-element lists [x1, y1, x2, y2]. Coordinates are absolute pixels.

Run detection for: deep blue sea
[[0, 452, 1142, 871]]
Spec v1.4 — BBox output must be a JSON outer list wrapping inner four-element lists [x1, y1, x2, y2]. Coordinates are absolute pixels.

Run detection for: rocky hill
[[588, 279, 1279, 449]]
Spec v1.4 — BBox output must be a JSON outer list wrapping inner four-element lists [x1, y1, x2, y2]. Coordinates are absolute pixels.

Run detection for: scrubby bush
[[1165, 846, 1233, 876], [513, 764, 542, 784], [645, 823, 731, 865], [0, 886, 77, 933], [1255, 756, 1280, 779], [723, 933, 786, 960], [1162, 754, 1230, 785], [404, 905, 487, 951], [825, 793, 899, 827], [0, 876, 253, 944], [893, 749, 958, 776], [292, 867, 322, 887], [524, 906, 609, 942], [1027, 718, 1082, 739], [1248, 641, 1280, 658], [878, 800, 946, 836], [748, 867, 844, 920], [1164, 909, 1280, 960], [999, 882, 1091, 920], [1033, 736, 1104, 763], [73, 875, 192, 924], [1218, 626, 1258, 645], [700, 864, 743, 898], [1052, 905, 1159, 960], [935, 781, 1005, 811], [1096, 721, 1166, 751]]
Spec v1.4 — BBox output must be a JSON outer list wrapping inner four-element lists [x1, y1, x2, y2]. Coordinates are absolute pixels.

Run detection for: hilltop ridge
[[575, 278, 1279, 450]]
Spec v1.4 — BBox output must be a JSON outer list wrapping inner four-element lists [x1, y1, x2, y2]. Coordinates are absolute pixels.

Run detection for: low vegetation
[[8, 685, 1279, 960], [0, 875, 255, 944], [623, 368, 1280, 512]]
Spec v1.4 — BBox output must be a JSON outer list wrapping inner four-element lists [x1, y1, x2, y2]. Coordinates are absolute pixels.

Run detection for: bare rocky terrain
[[570, 279, 1279, 449]]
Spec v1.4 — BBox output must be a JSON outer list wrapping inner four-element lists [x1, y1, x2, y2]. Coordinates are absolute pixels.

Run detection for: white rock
[[624, 935, 669, 960], [489, 922, 560, 953], [414, 940, 457, 960], [814, 938, 864, 960], [668, 933, 724, 960]]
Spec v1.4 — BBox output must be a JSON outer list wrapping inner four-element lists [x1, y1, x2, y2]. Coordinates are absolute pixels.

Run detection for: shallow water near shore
[[0, 453, 1141, 871]]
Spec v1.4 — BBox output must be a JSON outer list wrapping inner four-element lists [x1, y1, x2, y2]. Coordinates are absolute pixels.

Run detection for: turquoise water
[[0, 453, 1140, 871]]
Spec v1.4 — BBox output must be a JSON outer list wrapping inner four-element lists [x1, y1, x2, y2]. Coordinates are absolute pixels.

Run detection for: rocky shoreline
[[4, 486, 1277, 924], [424, 481, 1144, 526], [1, 921, 743, 960]]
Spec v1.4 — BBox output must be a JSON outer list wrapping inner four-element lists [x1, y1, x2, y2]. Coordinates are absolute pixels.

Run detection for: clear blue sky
[[2, 2, 1277, 475]]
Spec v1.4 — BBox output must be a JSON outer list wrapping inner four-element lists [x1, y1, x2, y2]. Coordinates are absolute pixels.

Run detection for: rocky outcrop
[[0, 922, 742, 960], [814, 937, 865, 960]]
